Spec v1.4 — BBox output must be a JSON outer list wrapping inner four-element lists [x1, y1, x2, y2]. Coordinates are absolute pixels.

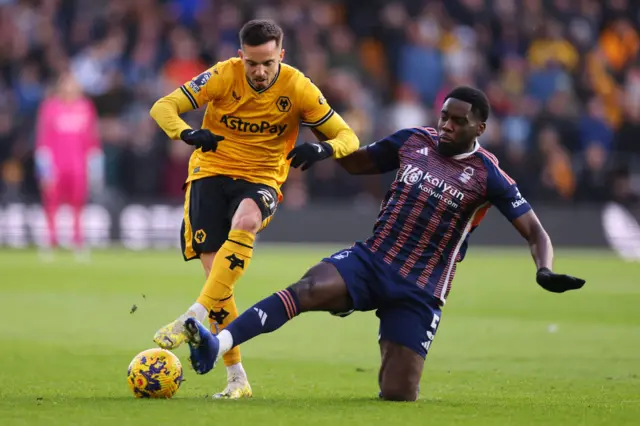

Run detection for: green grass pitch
[[0, 245, 639, 425]]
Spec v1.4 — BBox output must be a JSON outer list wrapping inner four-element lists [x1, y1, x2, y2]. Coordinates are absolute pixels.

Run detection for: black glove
[[287, 142, 334, 171], [180, 129, 224, 153], [536, 267, 585, 293]]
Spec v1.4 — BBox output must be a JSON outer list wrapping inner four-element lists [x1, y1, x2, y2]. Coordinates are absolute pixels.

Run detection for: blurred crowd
[[1, 0, 639, 209]]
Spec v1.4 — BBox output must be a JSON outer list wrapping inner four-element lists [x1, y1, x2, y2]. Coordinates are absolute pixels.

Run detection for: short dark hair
[[239, 19, 283, 47], [444, 86, 490, 122]]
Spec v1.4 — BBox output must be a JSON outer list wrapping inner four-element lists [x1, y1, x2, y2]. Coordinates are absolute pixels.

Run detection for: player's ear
[[476, 122, 486, 138], [280, 48, 285, 61], [238, 49, 244, 60]]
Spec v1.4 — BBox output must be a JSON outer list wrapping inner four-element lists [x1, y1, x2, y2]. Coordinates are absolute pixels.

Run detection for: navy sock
[[226, 288, 300, 347]]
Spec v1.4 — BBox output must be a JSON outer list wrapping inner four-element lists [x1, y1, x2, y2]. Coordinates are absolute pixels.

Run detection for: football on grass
[[127, 348, 183, 398]]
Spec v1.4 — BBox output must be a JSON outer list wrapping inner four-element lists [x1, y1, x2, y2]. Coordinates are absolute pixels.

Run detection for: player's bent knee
[[231, 215, 261, 233], [231, 217, 262, 234], [378, 341, 422, 402], [288, 276, 318, 310], [379, 370, 419, 402], [287, 262, 352, 313], [379, 385, 418, 402], [231, 199, 262, 233]]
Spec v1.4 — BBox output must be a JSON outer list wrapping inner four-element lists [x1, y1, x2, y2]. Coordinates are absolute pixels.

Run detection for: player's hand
[[180, 129, 224, 153], [287, 142, 334, 171], [536, 267, 585, 293]]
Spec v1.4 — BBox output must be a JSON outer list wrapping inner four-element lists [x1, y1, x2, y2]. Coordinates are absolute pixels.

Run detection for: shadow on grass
[[8, 394, 446, 407]]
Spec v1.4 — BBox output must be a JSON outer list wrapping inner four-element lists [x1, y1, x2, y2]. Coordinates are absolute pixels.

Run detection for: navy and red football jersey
[[363, 127, 531, 303]]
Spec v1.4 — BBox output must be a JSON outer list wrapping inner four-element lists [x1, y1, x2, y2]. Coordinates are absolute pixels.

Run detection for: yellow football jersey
[[150, 58, 355, 199]]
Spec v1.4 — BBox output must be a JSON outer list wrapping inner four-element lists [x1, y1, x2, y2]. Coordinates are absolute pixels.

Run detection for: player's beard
[[437, 139, 473, 157]]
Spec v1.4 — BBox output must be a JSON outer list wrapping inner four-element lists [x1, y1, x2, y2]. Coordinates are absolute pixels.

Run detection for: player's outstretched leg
[[184, 261, 352, 375]]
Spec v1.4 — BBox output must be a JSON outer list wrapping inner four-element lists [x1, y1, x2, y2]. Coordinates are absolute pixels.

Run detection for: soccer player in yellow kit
[[149, 19, 359, 399]]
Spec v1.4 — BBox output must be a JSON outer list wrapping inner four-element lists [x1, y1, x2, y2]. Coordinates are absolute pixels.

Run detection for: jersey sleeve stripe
[[301, 109, 335, 127], [479, 148, 515, 185], [180, 85, 198, 109]]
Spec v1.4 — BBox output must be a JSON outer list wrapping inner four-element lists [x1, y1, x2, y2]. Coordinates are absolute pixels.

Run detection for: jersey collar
[[450, 139, 480, 160], [246, 64, 281, 94]]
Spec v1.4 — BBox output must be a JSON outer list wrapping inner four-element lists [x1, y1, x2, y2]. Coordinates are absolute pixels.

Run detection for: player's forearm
[[326, 127, 360, 159], [527, 223, 554, 270], [313, 114, 360, 159], [336, 149, 381, 175], [149, 90, 195, 140]]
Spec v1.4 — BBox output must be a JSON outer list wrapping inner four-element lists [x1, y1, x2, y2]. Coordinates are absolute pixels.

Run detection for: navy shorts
[[322, 242, 442, 359]]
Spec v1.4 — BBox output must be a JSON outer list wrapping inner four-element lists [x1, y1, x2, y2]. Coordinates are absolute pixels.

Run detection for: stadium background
[[0, 0, 639, 251], [1, 2, 640, 423]]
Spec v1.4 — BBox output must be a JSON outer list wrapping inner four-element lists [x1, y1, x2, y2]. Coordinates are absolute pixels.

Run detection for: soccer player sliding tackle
[[183, 86, 586, 401], [149, 20, 359, 399]]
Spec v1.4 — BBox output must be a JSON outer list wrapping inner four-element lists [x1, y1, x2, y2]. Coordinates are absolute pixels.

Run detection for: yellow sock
[[199, 229, 253, 368], [208, 295, 242, 367], [197, 229, 254, 312]]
